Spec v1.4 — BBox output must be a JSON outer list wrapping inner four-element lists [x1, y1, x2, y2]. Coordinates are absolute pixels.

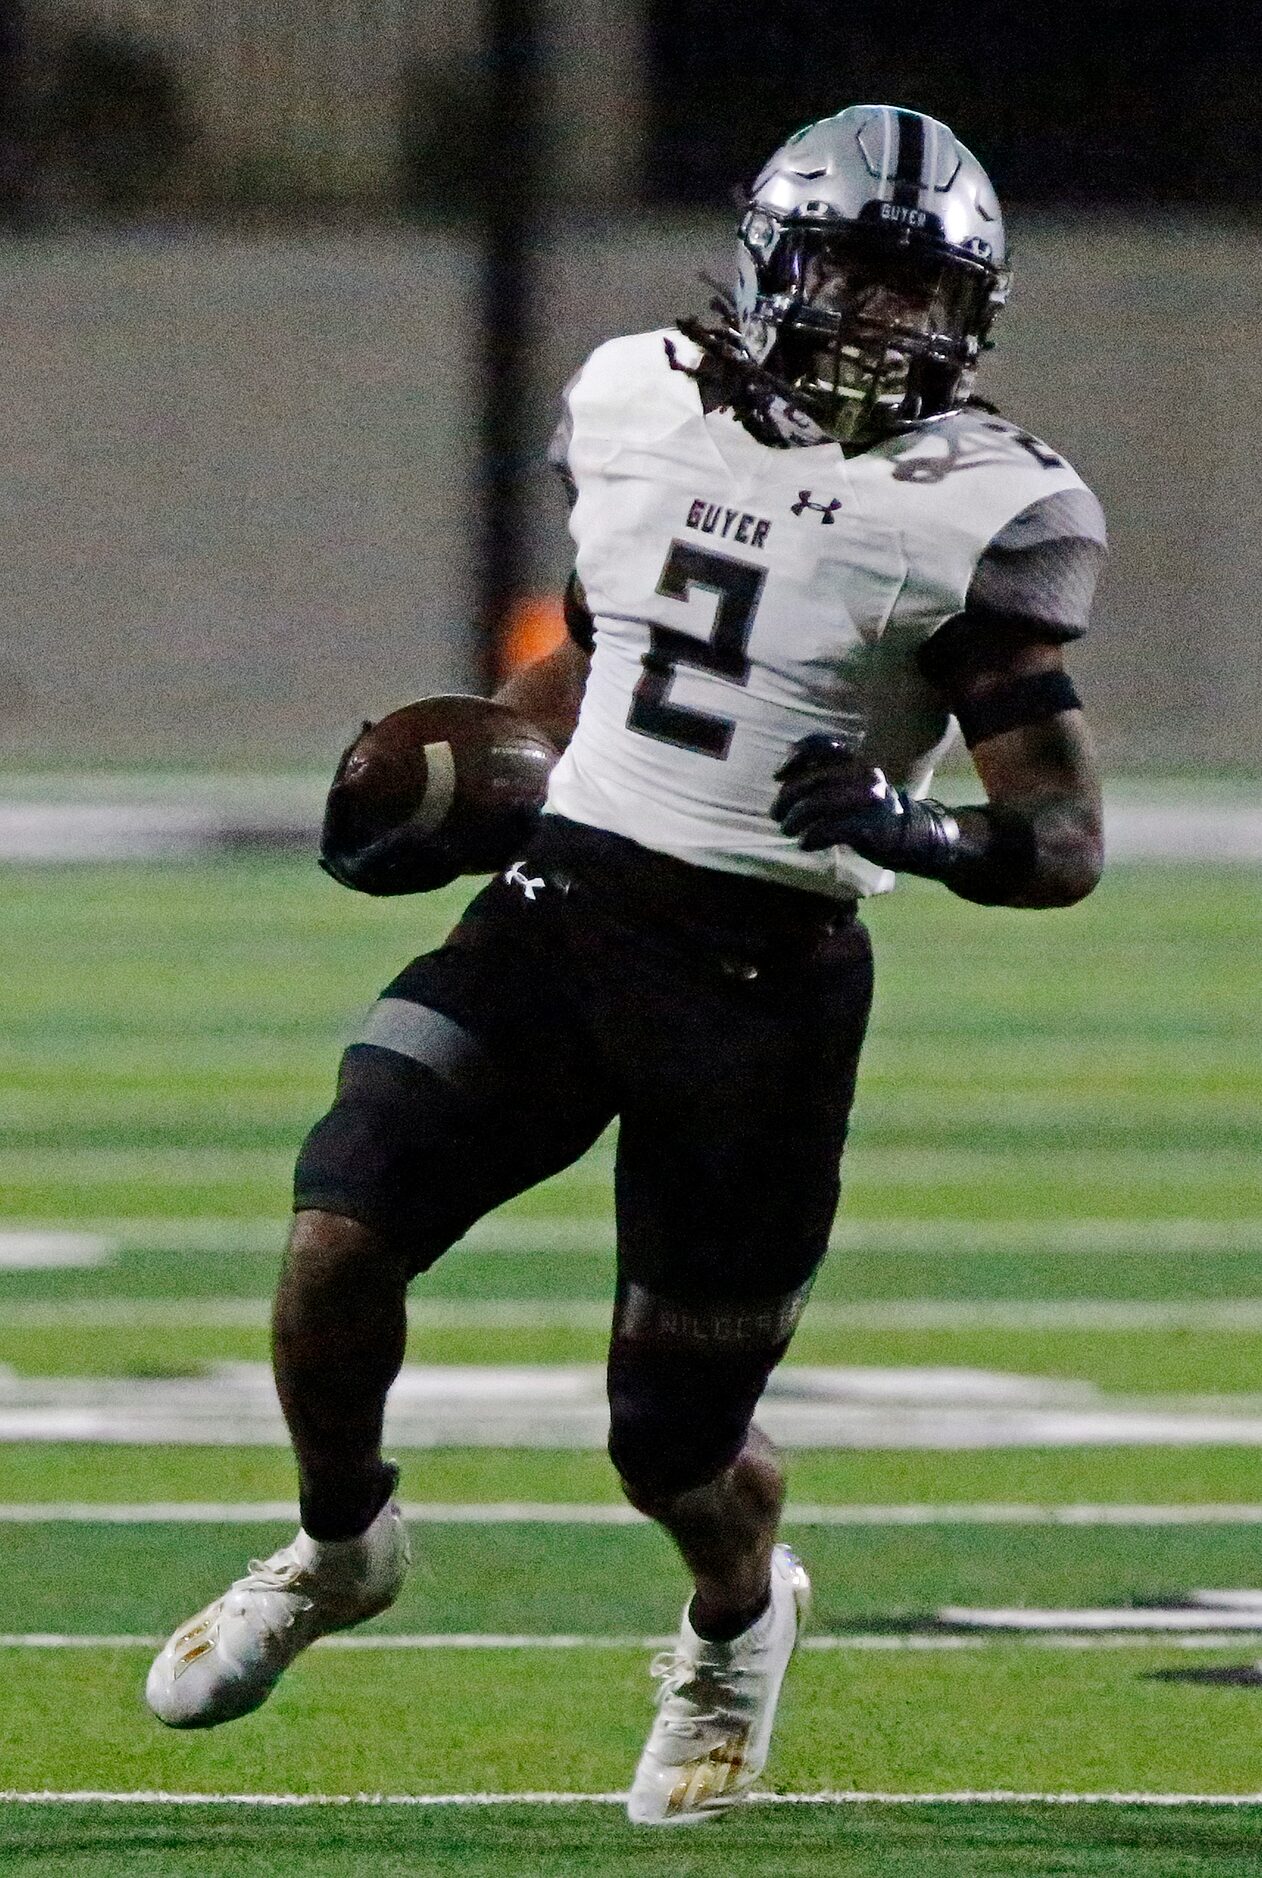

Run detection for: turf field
[[3, 852, 1262, 1874]]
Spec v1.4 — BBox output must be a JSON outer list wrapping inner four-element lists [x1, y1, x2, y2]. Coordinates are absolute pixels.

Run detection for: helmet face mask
[[753, 227, 998, 441], [733, 106, 1009, 446]]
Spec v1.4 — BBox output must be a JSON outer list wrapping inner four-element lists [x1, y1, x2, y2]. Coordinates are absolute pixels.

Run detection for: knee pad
[[293, 1044, 453, 1257], [608, 1344, 770, 1498], [606, 1282, 810, 1498]]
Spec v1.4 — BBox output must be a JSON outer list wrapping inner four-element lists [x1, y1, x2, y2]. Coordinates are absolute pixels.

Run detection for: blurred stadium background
[[5, 7, 1262, 1872], [0, 0, 1260, 766]]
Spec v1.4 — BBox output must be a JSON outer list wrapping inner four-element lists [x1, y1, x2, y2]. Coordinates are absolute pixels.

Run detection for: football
[[321, 693, 560, 893]]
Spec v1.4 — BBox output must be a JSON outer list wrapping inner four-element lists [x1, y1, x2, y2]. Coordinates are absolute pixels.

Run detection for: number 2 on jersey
[[627, 541, 767, 758]]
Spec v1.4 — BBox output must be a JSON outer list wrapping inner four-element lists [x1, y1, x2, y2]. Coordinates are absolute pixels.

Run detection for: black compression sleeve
[[955, 670, 1082, 748]]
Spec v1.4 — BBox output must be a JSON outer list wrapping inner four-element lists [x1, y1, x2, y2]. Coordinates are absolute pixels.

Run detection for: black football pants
[[294, 815, 874, 1492]]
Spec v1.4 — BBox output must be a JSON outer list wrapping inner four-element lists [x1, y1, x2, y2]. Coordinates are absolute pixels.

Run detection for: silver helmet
[[735, 104, 1009, 443]]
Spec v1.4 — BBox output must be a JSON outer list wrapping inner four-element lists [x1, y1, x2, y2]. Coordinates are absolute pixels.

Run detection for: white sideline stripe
[[8, 1501, 1262, 1527], [3, 784, 1261, 864], [2, 1631, 1261, 1654], [5, 1788, 1262, 1808], [5, 1216, 1262, 1258], [14, 1296, 1262, 1333]]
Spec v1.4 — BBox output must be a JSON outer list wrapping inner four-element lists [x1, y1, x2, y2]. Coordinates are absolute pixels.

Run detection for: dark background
[[646, 3, 1262, 207], [5, 4, 1262, 222]]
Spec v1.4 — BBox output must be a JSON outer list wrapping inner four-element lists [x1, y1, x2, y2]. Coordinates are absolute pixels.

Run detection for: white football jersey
[[545, 329, 1105, 900]]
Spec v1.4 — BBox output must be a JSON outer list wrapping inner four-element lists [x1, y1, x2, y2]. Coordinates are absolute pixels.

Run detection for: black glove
[[773, 733, 960, 875]]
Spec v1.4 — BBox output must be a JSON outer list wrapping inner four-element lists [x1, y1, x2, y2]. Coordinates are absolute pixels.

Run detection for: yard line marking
[[11, 1362, 1262, 1448], [5, 1216, 1262, 1259], [445, 1215, 1262, 1255], [6, 1788, 1262, 1807], [3, 782, 1259, 863], [8, 1501, 1262, 1527], [817, 1301, 1262, 1331], [783, 1503, 1262, 1526], [0, 1502, 645, 1524], [760, 1791, 1262, 1805], [2, 1631, 1261, 1654], [0, 1635, 163, 1648], [0, 1219, 284, 1255], [13, 1296, 1262, 1333], [0, 1233, 109, 1269], [937, 1604, 1262, 1633], [0, 1300, 276, 1329], [2, 1141, 1262, 1186]]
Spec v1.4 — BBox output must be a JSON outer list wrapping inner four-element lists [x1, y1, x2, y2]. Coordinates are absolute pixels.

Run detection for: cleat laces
[[648, 1648, 753, 1744], [240, 1553, 310, 1592], [219, 1552, 316, 1636]]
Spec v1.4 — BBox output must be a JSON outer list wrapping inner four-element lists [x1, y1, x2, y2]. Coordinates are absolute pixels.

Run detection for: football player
[[147, 104, 1105, 1822]]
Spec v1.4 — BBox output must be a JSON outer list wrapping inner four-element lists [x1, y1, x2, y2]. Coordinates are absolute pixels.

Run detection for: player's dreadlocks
[[666, 284, 813, 447], [667, 282, 1000, 447]]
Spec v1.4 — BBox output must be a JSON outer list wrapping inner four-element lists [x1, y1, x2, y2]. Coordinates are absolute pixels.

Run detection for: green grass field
[[3, 855, 1262, 1874]]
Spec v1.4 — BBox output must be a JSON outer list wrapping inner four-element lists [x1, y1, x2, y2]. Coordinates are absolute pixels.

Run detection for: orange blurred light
[[496, 592, 567, 680]]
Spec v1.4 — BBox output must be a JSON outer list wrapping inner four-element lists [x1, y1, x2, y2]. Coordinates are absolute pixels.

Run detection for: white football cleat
[[627, 1542, 811, 1825], [145, 1495, 410, 1728]]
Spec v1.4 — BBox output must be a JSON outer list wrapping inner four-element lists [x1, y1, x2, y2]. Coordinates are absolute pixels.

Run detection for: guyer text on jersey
[[685, 498, 772, 550]]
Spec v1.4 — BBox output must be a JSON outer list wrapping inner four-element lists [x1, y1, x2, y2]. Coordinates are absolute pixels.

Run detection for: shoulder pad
[[888, 407, 1086, 482]]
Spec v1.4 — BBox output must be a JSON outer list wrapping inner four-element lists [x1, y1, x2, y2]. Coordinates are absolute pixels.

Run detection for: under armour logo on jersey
[[791, 491, 842, 523], [505, 860, 545, 901]]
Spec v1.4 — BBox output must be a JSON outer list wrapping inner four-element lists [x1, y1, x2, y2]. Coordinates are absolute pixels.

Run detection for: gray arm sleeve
[[965, 486, 1108, 641]]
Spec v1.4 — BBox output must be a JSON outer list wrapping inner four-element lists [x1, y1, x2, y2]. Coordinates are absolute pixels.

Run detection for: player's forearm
[[493, 639, 591, 752], [773, 709, 1103, 908], [963, 710, 1103, 908], [951, 794, 1102, 907]]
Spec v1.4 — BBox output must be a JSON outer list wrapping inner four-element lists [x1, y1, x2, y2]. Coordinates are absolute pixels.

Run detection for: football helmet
[[734, 104, 1009, 443]]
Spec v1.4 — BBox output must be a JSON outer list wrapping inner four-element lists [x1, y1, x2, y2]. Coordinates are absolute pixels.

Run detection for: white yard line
[[4, 1786, 1262, 1807], [1, 1149, 1257, 1192], [4, 1220, 286, 1255], [7, 1363, 1262, 1447], [0, 1234, 110, 1270], [4, 1215, 1262, 1260], [12, 1296, 1262, 1333], [0, 1300, 276, 1328], [937, 1605, 1262, 1633], [821, 1302, 1262, 1330], [1, 1631, 1260, 1654], [6, 1501, 1262, 1526]]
